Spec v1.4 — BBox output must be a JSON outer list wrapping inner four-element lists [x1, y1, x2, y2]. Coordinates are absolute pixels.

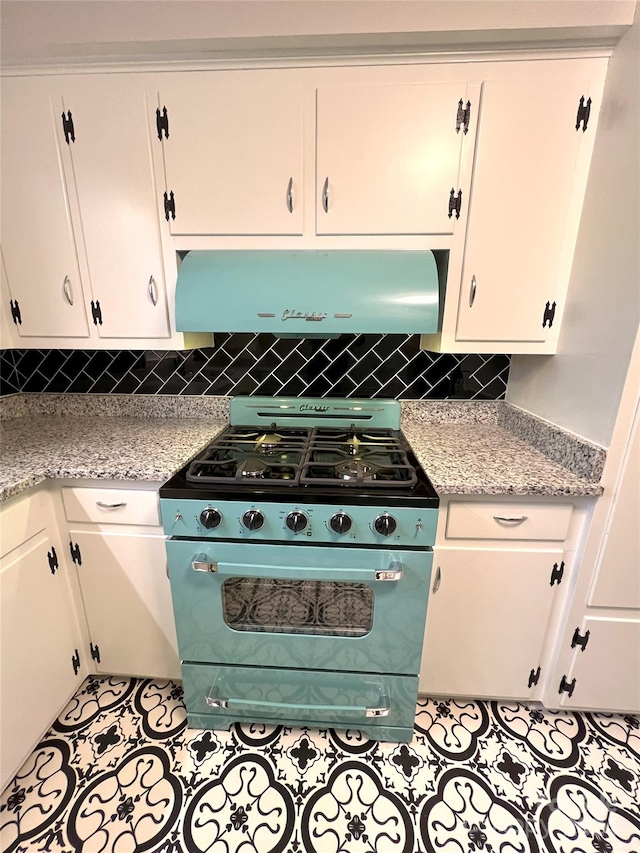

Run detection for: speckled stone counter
[[0, 394, 604, 502], [401, 421, 603, 497], [0, 416, 226, 502]]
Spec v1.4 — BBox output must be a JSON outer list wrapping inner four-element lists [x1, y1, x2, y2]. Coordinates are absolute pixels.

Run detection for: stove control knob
[[200, 508, 222, 529], [330, 512, 352, 535], [243, 509, 264, 531], [286, 511, 308, 533], [374, 514, 397, 537]]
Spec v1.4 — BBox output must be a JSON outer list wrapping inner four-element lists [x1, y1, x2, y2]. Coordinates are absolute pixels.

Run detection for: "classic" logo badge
[[282, 309, 328, 322]]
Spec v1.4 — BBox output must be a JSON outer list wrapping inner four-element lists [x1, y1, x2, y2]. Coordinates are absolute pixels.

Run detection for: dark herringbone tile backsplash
[[1, 334, 509, 399]]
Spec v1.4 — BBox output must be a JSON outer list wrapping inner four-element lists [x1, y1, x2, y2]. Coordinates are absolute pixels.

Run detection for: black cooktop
[[160, 425, 439, 507]]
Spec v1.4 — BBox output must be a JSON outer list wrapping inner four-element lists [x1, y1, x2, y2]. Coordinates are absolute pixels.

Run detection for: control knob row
[[201, 507, 397, 537]]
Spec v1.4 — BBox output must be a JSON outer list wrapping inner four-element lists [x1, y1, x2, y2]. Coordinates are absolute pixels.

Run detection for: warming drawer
[[182, 662, 418, 737]]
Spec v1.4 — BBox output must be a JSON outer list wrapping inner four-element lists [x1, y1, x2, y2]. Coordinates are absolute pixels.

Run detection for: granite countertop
[[0, 415, 227, 502], [0, 395, 604, 502], [402, 422, 603, 497]]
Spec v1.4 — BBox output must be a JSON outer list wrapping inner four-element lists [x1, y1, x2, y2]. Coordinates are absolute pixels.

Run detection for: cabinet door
[[157, 77, 304, 235], [0, 78, 89, 338], [59, 78, 170, 338], [456, 78, 591, 343], [559, 618, 640, 713], [316, 83, 466, 235], [71, 530, 180, 679], [419, 548, 562, 700], [0, 533, 83, 789]]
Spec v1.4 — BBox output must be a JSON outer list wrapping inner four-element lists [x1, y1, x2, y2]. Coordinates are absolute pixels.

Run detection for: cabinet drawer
[[446, 501, 572, 541], [182, 663, 418, 731], [0, 492, 46, 558], [61, 488, 160, 527]]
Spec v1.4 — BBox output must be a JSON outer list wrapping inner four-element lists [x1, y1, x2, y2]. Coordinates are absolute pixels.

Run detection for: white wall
[[1, 0, 636, 65], [507, 12, 640, 448]]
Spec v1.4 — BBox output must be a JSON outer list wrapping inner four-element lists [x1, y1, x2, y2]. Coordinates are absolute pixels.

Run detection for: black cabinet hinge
[[528, 666, 541, 688], [571, 627, 590, 651], [448, 188, 462, 220], [576, 96, 592, 132], [72, 649, 80, 675], [456, 99, 471, 134], [559, 675, 576, 697], [91, 300, 102, 325], [542, 301, 556, 328], [90, 642, 101, 664], [156, 106, 169, 140], [550, 561, 565, 586], [9, 299, 21, 325], [47, 546, 59, 575], [164, 191, 176, 221], [62, 110, 75, 144], [69, 541, 82, 565]]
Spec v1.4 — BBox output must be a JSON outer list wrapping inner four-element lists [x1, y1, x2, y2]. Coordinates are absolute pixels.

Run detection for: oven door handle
[[205, 694, 390, 718], [191, 556, 405, 582]]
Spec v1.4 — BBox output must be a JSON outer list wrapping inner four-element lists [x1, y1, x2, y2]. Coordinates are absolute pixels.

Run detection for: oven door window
[[221, 577, 374, 637]]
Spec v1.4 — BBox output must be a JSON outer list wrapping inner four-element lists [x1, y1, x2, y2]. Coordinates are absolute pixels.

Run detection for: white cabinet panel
[[0, 533, 83, 789], [420, 548, 563, 699], [589, 403, 640, 609], [71, 530, 180, 679], [560, 618, 640, 713], [0, 78, 89, 338], [316, 83, 466, 235], [60, 78, 170, 338], [157, 77, 304, 235], [456, 78, 591, 343]]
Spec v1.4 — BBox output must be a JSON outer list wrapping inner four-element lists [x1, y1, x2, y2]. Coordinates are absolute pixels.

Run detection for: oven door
[[165, 539, 432, 676]]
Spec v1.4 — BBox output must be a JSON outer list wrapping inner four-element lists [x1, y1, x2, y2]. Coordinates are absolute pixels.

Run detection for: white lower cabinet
[[69, 529, 180, 680], [0, 531, 84, 790], [419, 547, 564, 700], [557, 617, 640, 713]]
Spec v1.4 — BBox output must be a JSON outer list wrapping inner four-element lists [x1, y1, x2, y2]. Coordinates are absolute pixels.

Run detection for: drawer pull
[[205, 694, 389, 718], [469, 275, 477, 307], [322, 177, 330, 212], [63, 275, 74, 305], [286, 177, 294, 213], [96, 501, 127, 509], [493, 515, 528, 524], [433, 565, 441, 593]]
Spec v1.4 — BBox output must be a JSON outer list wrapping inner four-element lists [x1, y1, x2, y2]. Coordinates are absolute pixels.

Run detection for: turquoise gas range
[[160, 397, 438, 742]]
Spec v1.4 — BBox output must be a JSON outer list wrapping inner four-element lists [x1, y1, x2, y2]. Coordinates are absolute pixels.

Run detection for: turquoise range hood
[[175, 250, 439, 335]]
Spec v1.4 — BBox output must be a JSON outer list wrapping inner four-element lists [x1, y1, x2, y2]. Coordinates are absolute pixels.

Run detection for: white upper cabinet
[[58, 77, 170, 339], [0, 77, 89, 338], [156, 75, 304, 236], [316, 83, 467, 235], [455, 77, 594, 344]]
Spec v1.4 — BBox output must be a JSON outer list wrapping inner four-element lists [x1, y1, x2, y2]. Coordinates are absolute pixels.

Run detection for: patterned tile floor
[[2, 676, 639, 853]]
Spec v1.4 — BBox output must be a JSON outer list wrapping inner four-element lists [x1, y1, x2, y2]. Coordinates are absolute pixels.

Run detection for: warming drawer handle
[[493, 515, 528, 524], [205, 694, 390, 718], [189, 557, 403, 581], [96, 501, 127, 509]]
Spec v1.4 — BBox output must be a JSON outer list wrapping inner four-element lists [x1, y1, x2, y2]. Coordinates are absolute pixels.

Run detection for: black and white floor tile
[[2, 677, 639, 853]]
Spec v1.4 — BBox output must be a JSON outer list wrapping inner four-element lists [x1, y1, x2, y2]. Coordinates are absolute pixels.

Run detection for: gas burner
[[336, 460, 373, 481]]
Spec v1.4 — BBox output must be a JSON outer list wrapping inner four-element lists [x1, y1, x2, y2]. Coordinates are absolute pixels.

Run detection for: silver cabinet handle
[[63, 276, 74, 305], [286, 177, 293, 213], [96, 501, 127, 509], [433, 565, 441, 593], [192, 555, 219, 573], [493, 515, 528, 524], [469, 275, 477, 307], [374, 562, 404, 582], [148, 275, 158, 306], [322, 177, 329, 212], [205, 694, 390, 717]]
